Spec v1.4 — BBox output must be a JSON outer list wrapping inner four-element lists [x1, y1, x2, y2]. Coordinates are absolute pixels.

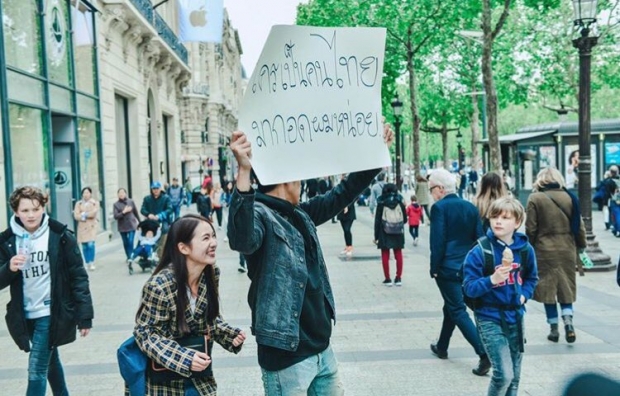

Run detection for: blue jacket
[[429, 194, 483, 280], [463, 229, 539, 324], [227, 169, 378, 351]]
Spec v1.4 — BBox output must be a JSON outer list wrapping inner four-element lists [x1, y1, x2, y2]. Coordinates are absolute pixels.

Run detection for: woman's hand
[[232, 330, 246, 347], [230, 131, 252, 172], [383, 120, 394, 146], [191, 351, 212, 372], [80, 328, 91, 337]]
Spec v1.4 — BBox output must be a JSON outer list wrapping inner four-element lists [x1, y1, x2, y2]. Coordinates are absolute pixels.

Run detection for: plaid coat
[[134, 266, 242, 396]]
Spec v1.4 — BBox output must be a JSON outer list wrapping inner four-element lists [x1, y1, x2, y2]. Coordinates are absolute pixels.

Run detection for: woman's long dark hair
[[144, 214, 220, 334]]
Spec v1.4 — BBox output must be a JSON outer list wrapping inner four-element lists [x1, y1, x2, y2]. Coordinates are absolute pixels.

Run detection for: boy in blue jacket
[[463, 197, 538, 396]]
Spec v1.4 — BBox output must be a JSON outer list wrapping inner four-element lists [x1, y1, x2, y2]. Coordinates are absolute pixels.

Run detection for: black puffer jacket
[[374, 191, 406, 250], [0, 218, 94, 352]]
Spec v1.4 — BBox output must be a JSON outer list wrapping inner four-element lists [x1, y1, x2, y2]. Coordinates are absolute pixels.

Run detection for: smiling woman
[[132, 213, 246, 395]]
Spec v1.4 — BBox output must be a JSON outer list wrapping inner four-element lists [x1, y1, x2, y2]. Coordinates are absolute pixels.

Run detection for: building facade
[[0, 0, 244, 240]]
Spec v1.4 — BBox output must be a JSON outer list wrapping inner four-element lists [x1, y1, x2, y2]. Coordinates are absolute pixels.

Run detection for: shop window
[[77, 119, 103, 231], [45, 0, 73, 86], [2, 0, 42, 74], [9, 105, 49, 192], [73, 3, 96, 94]]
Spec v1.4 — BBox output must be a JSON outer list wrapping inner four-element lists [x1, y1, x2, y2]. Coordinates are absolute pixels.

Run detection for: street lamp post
[[571, 0, 612, 270], [456, 129, 464, 170], [391, 94, 403, 191]]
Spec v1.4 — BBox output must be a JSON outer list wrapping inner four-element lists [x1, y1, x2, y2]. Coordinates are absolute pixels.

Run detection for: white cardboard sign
[[238, 25, 390, 185]]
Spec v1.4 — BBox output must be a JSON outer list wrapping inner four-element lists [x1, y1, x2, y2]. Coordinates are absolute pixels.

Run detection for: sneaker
[[88, 263, 95, 271], [394, 277, 402, 286], [382, 278, 393, 286], [430, 343, 448, 359], [340, 248, 348, 255], [414, 238, 418, 246], [128, 262, 134, 275], [345, 248, 353, 257], [472, 355, 492, 376], [238, 265, 247, 273]]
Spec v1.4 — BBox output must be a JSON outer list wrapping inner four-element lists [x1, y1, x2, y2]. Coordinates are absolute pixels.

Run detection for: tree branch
[[491, 0, 512, 41], [387, 27, 406, 46]]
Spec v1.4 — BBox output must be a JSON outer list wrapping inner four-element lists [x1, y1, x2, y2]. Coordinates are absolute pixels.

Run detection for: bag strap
[[477, 236, 495, 277]]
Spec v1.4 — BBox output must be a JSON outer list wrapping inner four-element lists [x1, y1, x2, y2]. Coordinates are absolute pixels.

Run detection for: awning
[[477, 130, 556, 144]]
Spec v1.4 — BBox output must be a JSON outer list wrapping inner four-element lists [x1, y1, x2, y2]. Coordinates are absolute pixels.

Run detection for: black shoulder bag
[[148, 334, 213, 383]]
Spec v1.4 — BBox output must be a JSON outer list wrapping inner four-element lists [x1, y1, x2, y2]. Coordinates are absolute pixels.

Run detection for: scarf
[[541, 182, 581, 241]]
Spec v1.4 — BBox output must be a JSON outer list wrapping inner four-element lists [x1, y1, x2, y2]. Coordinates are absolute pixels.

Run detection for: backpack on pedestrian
[[382, 205, 404, 235], [462, 236, 530, 311]]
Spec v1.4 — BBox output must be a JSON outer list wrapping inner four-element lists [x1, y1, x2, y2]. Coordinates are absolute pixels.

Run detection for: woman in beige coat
[[525, 168, 586, 343], [73, 187, 99, 271]]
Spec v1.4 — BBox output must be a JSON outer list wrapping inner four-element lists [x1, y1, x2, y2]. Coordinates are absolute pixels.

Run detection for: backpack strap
[[477, 236, 495, 277]]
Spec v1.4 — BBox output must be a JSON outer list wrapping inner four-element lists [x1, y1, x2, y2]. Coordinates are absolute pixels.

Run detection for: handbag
[[148, 334, 213, 384]]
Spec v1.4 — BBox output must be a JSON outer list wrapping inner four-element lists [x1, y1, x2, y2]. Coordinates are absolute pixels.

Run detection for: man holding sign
[[228, 124, 392, 394]]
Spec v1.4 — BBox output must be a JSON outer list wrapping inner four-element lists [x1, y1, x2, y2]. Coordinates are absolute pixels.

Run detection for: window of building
[[9, 104, 49, 191], [45, 0, 73, 86], [73, 3, 96, 94], [77, 118, 103, 231], [2, 0, 42, 75]]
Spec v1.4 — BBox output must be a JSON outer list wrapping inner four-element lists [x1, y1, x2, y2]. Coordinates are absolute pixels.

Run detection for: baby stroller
[[128, 219, 161, 275]]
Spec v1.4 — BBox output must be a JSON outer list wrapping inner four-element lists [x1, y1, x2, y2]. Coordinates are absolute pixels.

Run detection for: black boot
[[563, 315, 576, 343], [547, 323, 559, 342], [472, 355, 491, 376]]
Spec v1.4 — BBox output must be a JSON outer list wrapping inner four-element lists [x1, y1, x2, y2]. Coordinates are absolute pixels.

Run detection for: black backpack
[[462, 236, 529, 311]]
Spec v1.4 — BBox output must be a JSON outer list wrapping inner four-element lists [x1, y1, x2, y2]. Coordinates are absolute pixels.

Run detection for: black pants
[[213, 207, 223, 227], [409, 225, 419, 240], [340, 219, 354, 246], [422, 205, 430, 221]]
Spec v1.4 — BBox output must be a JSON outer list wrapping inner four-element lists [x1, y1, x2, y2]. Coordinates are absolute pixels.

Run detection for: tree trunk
[[470, 83, 480, 171], [482, 0, 502, 172], [407, 45, 421, 178], [442, 121, 449, 168]]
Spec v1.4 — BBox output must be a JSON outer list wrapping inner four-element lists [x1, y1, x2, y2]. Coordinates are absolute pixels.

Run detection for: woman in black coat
[[374, 183, 406, 286], [337, 202, 356, 256]]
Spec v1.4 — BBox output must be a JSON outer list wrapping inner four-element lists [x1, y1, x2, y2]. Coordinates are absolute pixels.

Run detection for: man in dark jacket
[[428, 169, 489, 376], [228, 127, 392, 395], [606, 165, 620, 236], [0, 186, 93, 395], [306, 178, 319, 199], [141, 181, 172, 234]]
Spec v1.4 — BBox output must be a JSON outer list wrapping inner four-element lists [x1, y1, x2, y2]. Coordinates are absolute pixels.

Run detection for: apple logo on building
[[189, 6, 207, 27]]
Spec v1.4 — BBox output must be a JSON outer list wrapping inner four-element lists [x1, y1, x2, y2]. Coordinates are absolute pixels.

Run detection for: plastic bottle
[[579, 251, 594, 269]]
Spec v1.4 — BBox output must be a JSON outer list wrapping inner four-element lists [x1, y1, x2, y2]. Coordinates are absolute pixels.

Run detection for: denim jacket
[[228, 169, 378, 351]]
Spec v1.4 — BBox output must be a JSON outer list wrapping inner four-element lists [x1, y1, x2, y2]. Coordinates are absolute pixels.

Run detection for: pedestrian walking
[[406, 194, 423, 245], [227, 125, 393, 395], [337, 201, 356, 257], [210, 182, 224, 229], [369, 172, 386, 216], [73, 186, 99, 271], [474, 172, 508, 232], [415, 175, 431, 222], [113, 188, 140, 262], [166, 177, 184, 222], [305, 178, 319, 200], [606, 165, 620, 236], [525, 167, 586, 343], [428, 168, 489, 376], [183, 176, 193, 207], [374, 183, 406, 286], [0, 186, 94, 395], [463, 197, 539, 395], [133, 214, 245, 395], [196, 187, 212, 219]]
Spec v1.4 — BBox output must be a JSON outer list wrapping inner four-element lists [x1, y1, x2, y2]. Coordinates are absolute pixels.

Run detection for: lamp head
[[572, 0, 598, 28], [391, 94, 403, 117]]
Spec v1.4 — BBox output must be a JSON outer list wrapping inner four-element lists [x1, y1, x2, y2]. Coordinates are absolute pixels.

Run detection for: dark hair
[[377, 172, 386, 182], [568, 150, 579, 165], [382, 183, 398, 195], [150, 214, 220, 334], [416, 175, 427, 183], [250, 168, 277, 194], [81, 187, 92, 195], [9, 186, 48, 211], [410, 194, 417, 201], [117, 188, 127, 194]]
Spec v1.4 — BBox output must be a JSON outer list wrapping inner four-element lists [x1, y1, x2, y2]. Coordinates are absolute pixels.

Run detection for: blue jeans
[[130, 244, 153, 260], [435, 278, 486, 356], [611, 200, 620, 232], [81, 241, 95, 264], [544, 303, 573, 324], [184, 379, 200, 396], [26, 316, 68, 396], [477, 319, 523, 396], [120, 231, 135, 260], [172, 204, 182, 222], [261, 346, 344, 396]]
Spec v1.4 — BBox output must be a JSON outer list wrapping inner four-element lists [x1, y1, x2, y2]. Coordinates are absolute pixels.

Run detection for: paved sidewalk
[[0, 207, 619, 395]]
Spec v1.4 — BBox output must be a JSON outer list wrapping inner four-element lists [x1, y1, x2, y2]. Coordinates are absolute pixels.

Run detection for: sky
[[223, 0, 307, 76]]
